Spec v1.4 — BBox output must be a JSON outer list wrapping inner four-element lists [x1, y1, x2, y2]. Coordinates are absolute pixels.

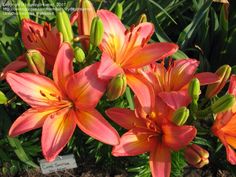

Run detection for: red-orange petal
[[170, 59, 199, 90], [112, 129, 155, 156], [66, 62, 106, 108], [0, 55, 27, 80], [42, 109, 76, 162], [195, 72, 220, 86], [162, 124, 197, 151], [149, 142, 171, 177], [75, 109, 119, 145], [97, 10, 126, 59], [158, 90, 191, 110], [97, 53, 124, 80], [122, 43, 178, 69], [106, 108, 145, 129], [9, 108, 55, 137], [6, 71, 62, 107], [126, 72, 155, 113], [53, 43, 74, 94]]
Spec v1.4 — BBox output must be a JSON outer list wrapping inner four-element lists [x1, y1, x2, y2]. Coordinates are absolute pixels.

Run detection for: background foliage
[[0, 0, 236, 176]]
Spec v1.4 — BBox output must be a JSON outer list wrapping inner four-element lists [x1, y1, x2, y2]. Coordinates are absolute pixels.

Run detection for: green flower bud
[[206, 65, 231, 98], [25, 50, 45, 75], [137, 13, 147, 24], [56, 9, 74, 43], [188, 78, 201, 101], [172, 107, 189, 126], [16, 0, 29, 22], [115, 3, 123, 19], [90, 17, 104, 47], [107, 74, 127, 101], [0, 91, 7, 104], [74, 47, 85, 63], [211, 94, 235, 114]]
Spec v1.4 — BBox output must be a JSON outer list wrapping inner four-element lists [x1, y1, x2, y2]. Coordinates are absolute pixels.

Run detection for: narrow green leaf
[[147, 0, 177, 24], [146, 1, 171, 42], [7, 136, 39, 168], [177, 0, 212, 48], [172, 50, 188, 60]]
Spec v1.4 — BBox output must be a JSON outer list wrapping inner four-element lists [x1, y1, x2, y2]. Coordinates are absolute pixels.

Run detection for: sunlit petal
[[162, 124, 197, 151], [149, 142, 171, 177], [9, 108, 55, 137], [75, 109, 119, 145], [66, 63, 106, 108], [106, 108, 145, 129], [112, 129, 155, 156], [42, 109, 76, 162]]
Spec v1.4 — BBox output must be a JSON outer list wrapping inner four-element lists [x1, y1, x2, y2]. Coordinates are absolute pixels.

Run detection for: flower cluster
[[1, 0, 236, 177]]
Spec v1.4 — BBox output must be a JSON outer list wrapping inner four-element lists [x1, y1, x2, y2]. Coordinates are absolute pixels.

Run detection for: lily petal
[[21, 19, 62, 69], [66, 62, 106, 108], [170, 59, 199, 90], [97, 53, 124, 80], [42, 109, 76, 162], [0, 55, 27, 80], [122, 43, 178, 69], [75, 109, 119, 145], [9, 108, 54, 137], [126, 72, 155, 113], [6, 72, 62, 107], [195, 72, 220, 85], [158, 90, 191, 110], [149, 142, 171, 177], [162, 124, 197, 151], [132, 22, 154, 47], [112, 129, 155, 156], [106, 108, 145, 129], [53, 43, 74, 93], [97, 10, 125, 59]]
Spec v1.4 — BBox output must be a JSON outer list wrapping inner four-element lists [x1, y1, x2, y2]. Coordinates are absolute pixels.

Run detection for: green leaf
[[172, 50, 188, 60], [177, 0, 212, 48], [0, 91, 8, 104], [7, 136, 39, 168]]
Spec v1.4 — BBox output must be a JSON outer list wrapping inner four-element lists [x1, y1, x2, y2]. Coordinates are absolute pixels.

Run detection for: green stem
[[125, 87, 134, 110]]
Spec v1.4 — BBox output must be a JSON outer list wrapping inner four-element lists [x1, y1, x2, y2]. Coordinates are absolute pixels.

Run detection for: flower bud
[[25, 50, 45, 75], [16, 0, 29, 22], [56, 9, 73, 43], [72, 0, 96, 51], [211, 94, 235, 114], [172, 107, 189, 126], [90, 17, 104, 47], [137, 14, 147, 24], [188, 78, 201, 101], [184, 144, 209, 168], [206, 65, 231, 98], [107, 74, 127, 101], [0, 91, 7, 104], [74, 47, 85, 63], [115, 3, 123, 19]]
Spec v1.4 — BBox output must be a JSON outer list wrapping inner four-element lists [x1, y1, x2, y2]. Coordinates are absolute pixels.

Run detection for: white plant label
[[39, 154, 77, 174]]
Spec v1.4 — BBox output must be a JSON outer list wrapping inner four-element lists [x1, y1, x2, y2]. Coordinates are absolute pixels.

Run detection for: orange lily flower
[[0, 19, 62, 80], [6, 43, 119, 162], [140, 59, 219, 110], [106, 100, 196, 177], [97, 10, 178, 109], [212, 75, 236, 164]]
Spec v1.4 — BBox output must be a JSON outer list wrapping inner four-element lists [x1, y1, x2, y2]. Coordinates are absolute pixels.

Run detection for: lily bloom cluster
[[1, 1, 236, 177]]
